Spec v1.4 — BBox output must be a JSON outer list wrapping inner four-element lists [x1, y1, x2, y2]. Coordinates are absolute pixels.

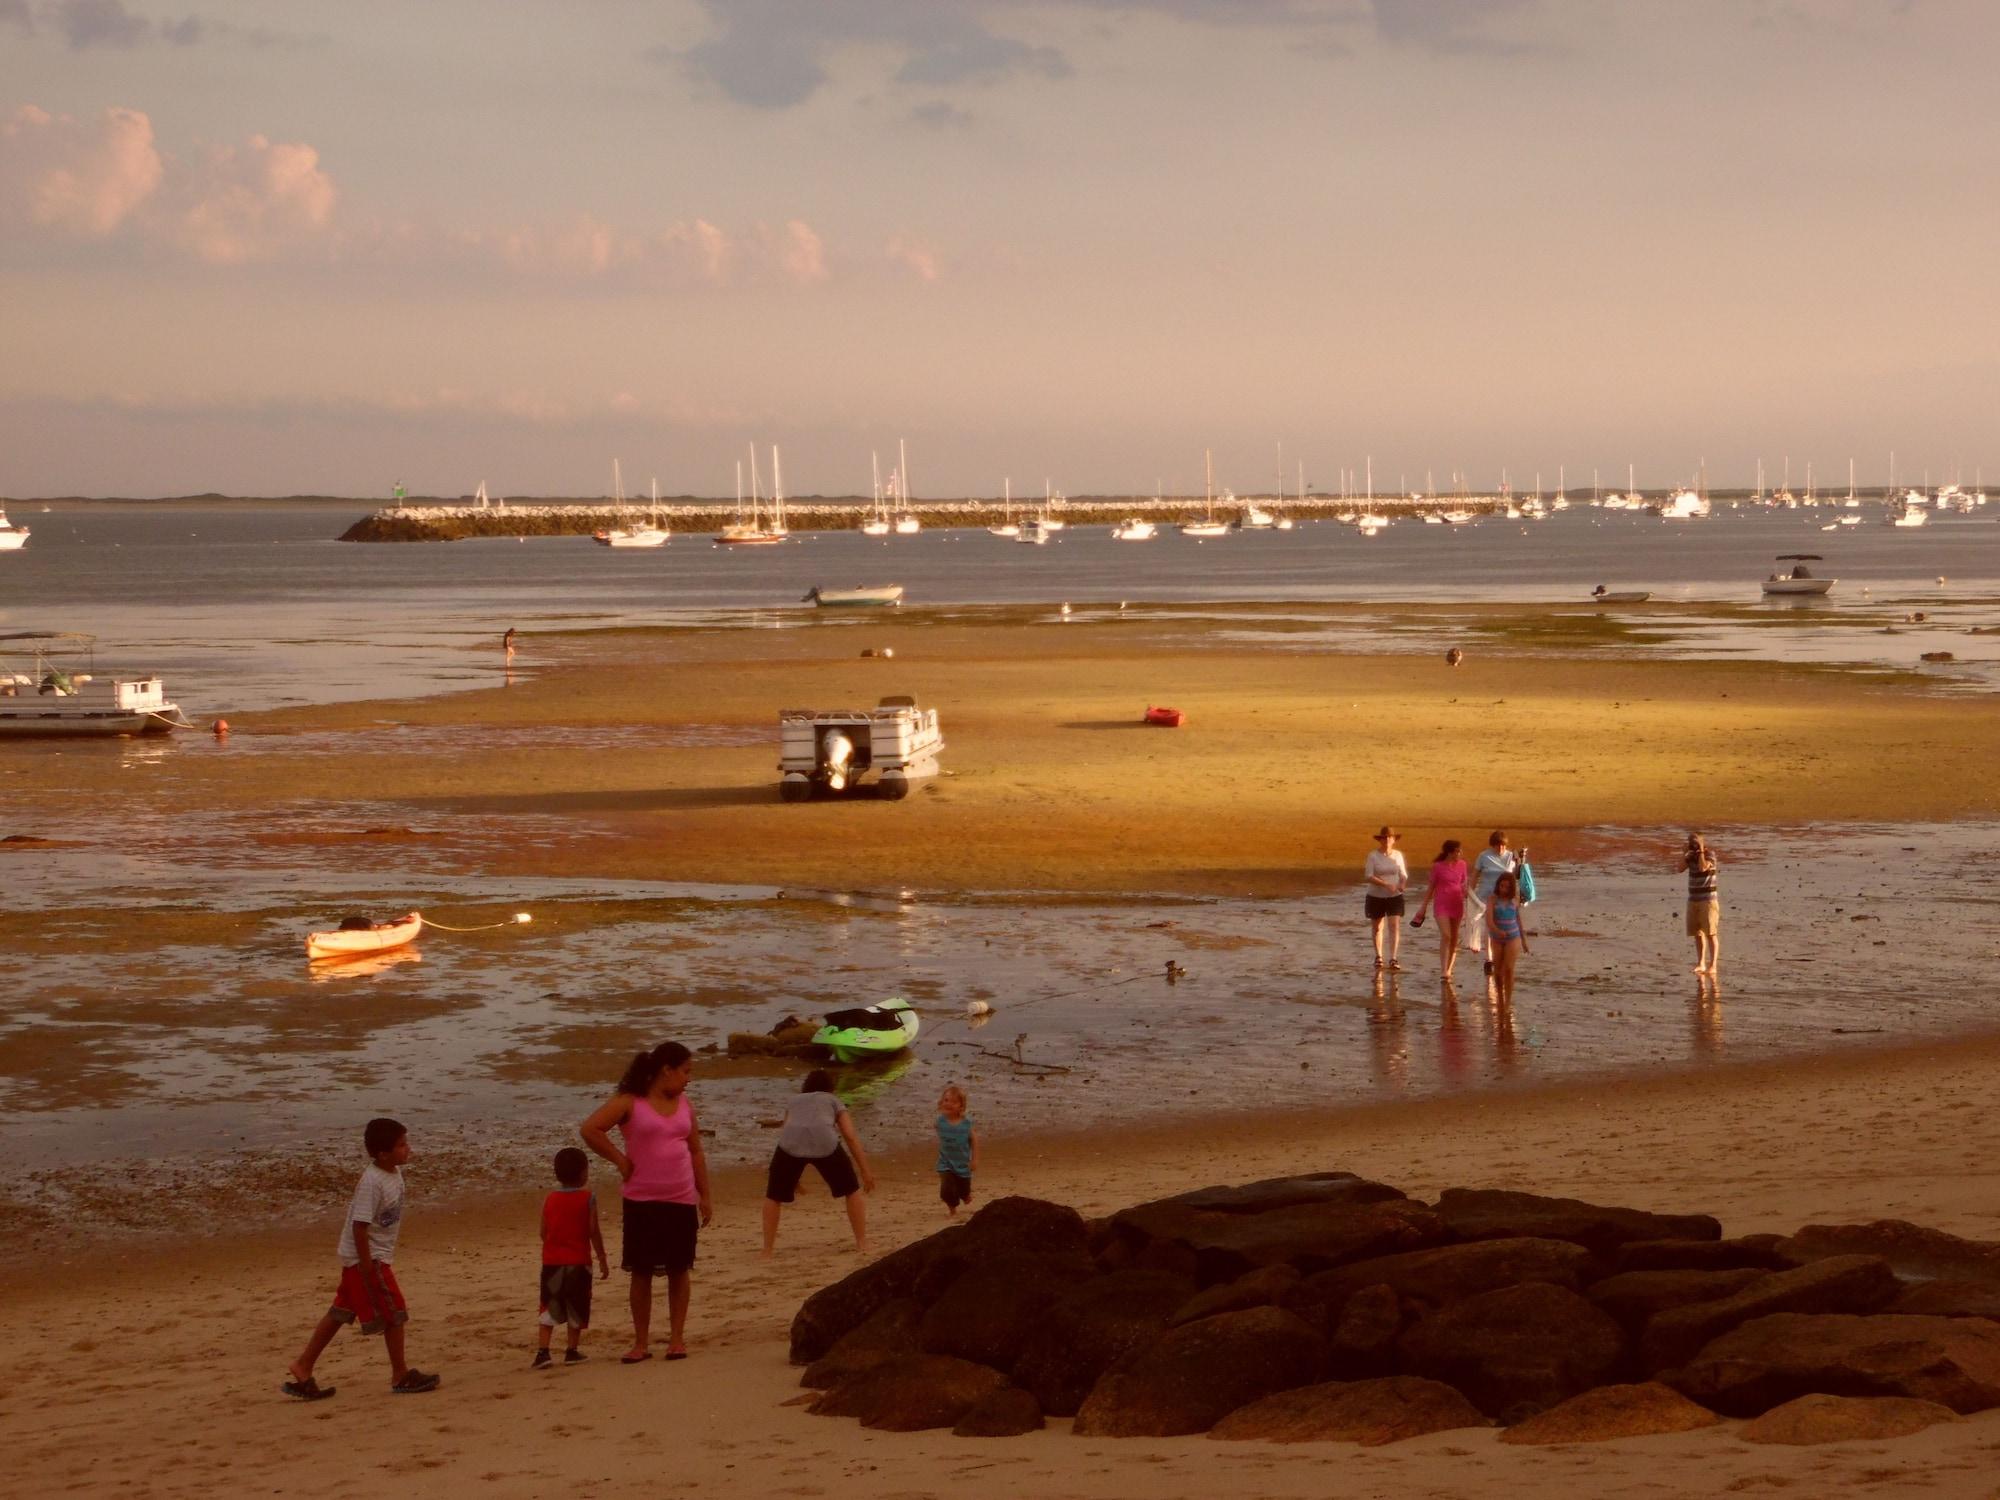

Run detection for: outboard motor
[[821, 729, 855, 791]]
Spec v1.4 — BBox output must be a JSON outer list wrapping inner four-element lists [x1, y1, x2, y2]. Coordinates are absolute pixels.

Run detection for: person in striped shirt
[[1683, 833, 1720, 976]]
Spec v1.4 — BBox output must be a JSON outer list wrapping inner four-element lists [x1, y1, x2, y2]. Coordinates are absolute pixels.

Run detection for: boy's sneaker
[[391, 1369, 442, 1393], [531, 1349, 553, 1370], [563, 1349, 587, 1364]]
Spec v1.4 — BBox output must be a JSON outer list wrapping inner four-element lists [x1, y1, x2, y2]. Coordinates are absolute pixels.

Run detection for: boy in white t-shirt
[[282, 1117, 442, 1400]]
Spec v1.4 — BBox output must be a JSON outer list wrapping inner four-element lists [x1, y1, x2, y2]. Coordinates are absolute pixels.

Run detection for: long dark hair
[[1435, 838, 1462, 863], [801, 1069, 834, 1094], [1494, 873, 1519, 901], [618, 1041, 691, 1097]]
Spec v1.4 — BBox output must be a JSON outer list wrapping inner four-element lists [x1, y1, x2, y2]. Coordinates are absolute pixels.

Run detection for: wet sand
[[8, 1035, 2000, 1498]]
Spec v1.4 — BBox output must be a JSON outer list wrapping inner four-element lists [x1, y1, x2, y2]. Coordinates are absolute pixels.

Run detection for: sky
[[1, 0, 1996, 499]]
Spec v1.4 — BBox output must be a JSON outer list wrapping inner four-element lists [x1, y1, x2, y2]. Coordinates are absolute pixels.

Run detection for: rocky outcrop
[[1106, 1194, 1445, 1286], [790, 1227, 965, 1365], [1289, 1237, 1596, 1324], [808, 1354, 1010, 1431], [1012, 1269, 1196, 1416], [1586, 1268, 1769, 1332], [1735, 1392, 1964, 1445], [1210, 1377, 1488, 1445], [1433, 1189, 1721, 1257], [1397, 1283, 1627, 1422], [1610, 1235, 1789, 1274], [919, 1251, 1097, 1369], [1072, 1307, 1329, 1437], [1639, 1256, 1900, 1371], [1326, 1284, 1405, 1378], [952, 1386, 1046, 1437], [1667, 1313, 2000, 1416], [1778, 1220, 2000, 1285], [800, 1298, 923, 1389], [1498, 1382, 1721, 1444], [1888, 1280, 2000, 1320], [1167, 1264, 1301, 1327]]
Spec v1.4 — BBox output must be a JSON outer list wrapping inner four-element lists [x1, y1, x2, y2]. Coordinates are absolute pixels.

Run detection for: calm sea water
[[3, 502, 1998, 709]]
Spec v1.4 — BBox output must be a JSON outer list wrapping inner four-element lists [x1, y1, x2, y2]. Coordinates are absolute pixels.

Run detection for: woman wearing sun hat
[[1363, 825, 1409, 972]]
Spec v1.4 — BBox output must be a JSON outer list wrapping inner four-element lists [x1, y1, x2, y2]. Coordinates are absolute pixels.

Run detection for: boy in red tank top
[[536, 1147, 609, 1368]]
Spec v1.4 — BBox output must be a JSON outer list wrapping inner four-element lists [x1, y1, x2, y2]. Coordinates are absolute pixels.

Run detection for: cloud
[[909, 99, 975, 129], [885, 234, 942, 282], [1369, 0, 1541, 55], [667, 0, 1068, 110], [1, 103, 163, 235], [52, 0, 151, 48], [0, 0, 33, 32], [448, 213, 833, 289], [172, 133, 336, 264]]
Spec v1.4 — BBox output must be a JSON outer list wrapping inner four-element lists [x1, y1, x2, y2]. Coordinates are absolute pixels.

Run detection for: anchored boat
[[0, 632, 193, 737], [307, 912, 423, 961], [0, 507, 29, 551], [1761, 554, 1835, 596], [803, 585, 903, 608], [812, 998, 919, 1063]]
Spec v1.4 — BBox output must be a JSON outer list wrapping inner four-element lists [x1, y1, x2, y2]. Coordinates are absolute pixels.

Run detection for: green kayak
[[812, 998, 919, 1063]]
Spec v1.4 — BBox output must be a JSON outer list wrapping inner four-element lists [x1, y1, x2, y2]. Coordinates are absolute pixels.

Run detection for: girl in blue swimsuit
[[1484, 872, 1529, 1004]]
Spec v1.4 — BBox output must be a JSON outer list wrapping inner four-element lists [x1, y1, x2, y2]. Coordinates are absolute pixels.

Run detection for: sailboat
[[1181, 451, 1230, 537], [716, 445, 788, 545], [892, 440, 921, 533], [594, 462, 670, 547], [861, 452, 892, 536], [988, 479, 1021, 537]]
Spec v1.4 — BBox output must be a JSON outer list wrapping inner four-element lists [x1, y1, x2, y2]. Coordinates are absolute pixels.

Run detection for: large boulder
[[1587, 1268, 1769, 1333], [1778, 1221, 2000, 1285], [1889, 1281, 2000, 1321], [1107, 1194, 1446, 1286], [1396, 1283, 1627, 1422], [918, 1250, 1097, 1369], [952, 1386, 1045, 1437], [800, 1297, 922, 1389], [1611, 1236, 1789, 1275], [790, 1226, 966, 1364], [1167, 1264, 1302, 1328], [1498, 1382, 1721, 1445], [1210, 1377, 1488, 1446], [1639, 1256, 1900, 1371], [1432, 1188, 1720, 1257], [1326, 1284, 1404, 1379], [1666, 1313, 2000, 1416], [1289, 1238, 1596, 1326], [1736, 1392, 1964, 1445], [1012, 1268, 1196, 1417], [1165, 1173, 1408, 1214], [1072, 1306, 1329, 1437], [809, 1354, 1009, 1431]]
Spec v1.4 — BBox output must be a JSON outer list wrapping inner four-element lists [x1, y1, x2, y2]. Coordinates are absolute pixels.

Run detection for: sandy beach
[[7, 1035, 2000, 1497]]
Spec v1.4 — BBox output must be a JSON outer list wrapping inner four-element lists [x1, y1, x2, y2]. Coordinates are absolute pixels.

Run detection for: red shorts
[[330, 1263, 408, 1334]]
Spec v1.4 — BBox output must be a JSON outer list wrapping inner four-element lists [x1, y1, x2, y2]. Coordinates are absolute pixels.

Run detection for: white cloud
[[1, 103, 163, 235], [173, 133, 336, 264], [885, 233, 942, 281]]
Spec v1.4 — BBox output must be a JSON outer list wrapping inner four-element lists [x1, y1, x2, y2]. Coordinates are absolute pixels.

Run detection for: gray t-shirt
[[777, 1092, 846, 1159]]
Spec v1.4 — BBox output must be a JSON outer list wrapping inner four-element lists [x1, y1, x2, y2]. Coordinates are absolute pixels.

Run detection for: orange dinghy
[[1144, 706, 1185, 728], [307, 911, 423, 961]]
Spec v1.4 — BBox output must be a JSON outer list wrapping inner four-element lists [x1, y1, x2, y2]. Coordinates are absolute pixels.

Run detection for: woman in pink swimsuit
[[580, 1041, 712, 1363], [1412, 838, 1469, 983]]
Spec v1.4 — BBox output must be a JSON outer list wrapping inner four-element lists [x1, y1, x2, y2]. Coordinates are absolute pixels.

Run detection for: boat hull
[[0, 705, 183, 737], [307, 913, 423, 961], [811, 1001, 919, 1063], [806, 586, 904, 607], [1591, 592, 1652, 603], [1761, 579, 1835, 596]]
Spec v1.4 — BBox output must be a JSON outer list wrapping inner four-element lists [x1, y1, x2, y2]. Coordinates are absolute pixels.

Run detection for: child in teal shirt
[[935, 1085, 979, 1215]]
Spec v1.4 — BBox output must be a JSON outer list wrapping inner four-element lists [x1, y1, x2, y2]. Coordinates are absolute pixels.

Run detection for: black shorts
[[540, 1264, 593, 1328], [621, 1199, 698, 1276], [765, 1145, 860, 1204], [939, 1171, 973, 1209], [1365, 894, 1406, 920]]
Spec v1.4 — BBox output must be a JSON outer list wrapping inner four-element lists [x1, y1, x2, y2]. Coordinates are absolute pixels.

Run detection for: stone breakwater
[[339, 497, 1514, 542], [787, 1175, 2000, 1444]]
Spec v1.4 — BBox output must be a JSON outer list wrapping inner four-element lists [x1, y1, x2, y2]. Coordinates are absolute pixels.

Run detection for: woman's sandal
[[620, 1350, 652, 1365], [664, 1343, 688, 1361], [281, 1376, 336, 1402]]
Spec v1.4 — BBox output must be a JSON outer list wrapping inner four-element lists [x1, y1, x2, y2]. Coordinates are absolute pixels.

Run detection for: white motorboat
[[0, 508, 28, 551], [0, 631, 193, 736], [1016, 518, 1052, 544], [1110, 519, 1156, 541], [1655, 486, 1710, 520], [1237, 502, 1277, 530], [803, 585, 904, 608], [1889, 505, 1928, 528], [593, 464, 672, 548], [893, 513, 922, 534], [1590, 586, 1652, 603], [1761, 555, 1835, 596]]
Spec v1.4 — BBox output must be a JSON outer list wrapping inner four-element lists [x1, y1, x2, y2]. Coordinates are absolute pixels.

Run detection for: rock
[[1666, 1313, 2000, 1416], [1778, 1220, 2000, 1285], [1107, 1195, 1446, 1286], [952, 1385, 1045, 1437], [1588, 1268, 1769, 1332], [918, 1251, 1098, 1369], [1611, 1235, 1789, 1274], [790, 1226, 967, 1364], [1210, 1377, 1488, 1446], [800, 1298, 922, 1388], [1433, 1188, 1720, 1257], [1396, 1283, 1627, 1422], [1499, 1382, 1721, 1444], [907, 1197, 1092, 1306], [1168, 1264, 1302, 1327], [1889, 1280, 2000, 1321], [1012, 1269, 1196, 1416], [1639, 1256, 1900, 1371], [725, 1022, 820, 1058], [1736, 1392, 1965, 1445], [1290, 1238, 1596, 1325], [1327, 1284, 1404, 1378], [809, 1354, 1009, 1431], [1072, 1306, 1329, 1437], [1166, 1173, 1407, 1215]]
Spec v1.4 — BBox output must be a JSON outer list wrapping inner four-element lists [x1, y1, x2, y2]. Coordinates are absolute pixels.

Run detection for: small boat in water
[[1761, 554, 1835, 596], [0, 632, 192, 737], [1145, 705, 1185, 727], [1110, 519, 1157, 540], [803, 585, 903, 608], [307, 912, 422, 961], [593, 465, 671, 547], [1590, 585, 1653, 603], [0, 508, 29, 551], [812, 998, 919, 1063]]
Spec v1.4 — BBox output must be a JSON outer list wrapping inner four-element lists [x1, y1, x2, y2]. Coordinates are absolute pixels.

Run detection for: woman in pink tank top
[[581, 1041, 712, 1363], [1412, 839, 1470, 984]]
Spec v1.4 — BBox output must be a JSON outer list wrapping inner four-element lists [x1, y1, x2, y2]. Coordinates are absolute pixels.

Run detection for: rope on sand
[[416, 913, 534, 934]]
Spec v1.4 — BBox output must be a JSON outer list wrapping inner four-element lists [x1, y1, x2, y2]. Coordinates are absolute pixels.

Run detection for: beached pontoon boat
[[778, 696, 943, 801], [0, 632, 192, 737]]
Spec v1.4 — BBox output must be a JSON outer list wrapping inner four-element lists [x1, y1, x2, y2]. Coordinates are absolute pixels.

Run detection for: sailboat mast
[[772, 445, 785, 531], [749, 443, 761, 528], [899, 438, 910, 513]]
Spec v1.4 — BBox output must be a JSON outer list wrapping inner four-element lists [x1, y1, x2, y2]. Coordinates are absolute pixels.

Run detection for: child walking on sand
[[936, 1085, 979, 1214], [535, 1147, 609, 1369], [760, 1071, 876, 1257], [1485, 871, 1529, 1005], [283, 1117, 441, 1400]]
